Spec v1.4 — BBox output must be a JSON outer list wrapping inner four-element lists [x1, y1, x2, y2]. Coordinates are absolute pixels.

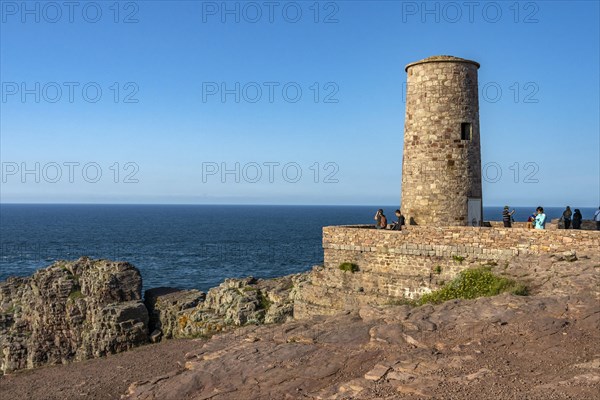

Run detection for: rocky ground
[[0, 338, 199, 400], [1, 251, 599, 399], [125, 295, 599, 400]]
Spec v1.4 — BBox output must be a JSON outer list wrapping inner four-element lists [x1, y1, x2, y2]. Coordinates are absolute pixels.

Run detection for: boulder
[[145, 274, 308, 339], [145, 287, 205, 339], [0, 257, 148, 374]]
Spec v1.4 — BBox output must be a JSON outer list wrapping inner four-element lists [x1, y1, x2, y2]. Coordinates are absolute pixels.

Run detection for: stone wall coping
[[323, 224, 600, 235], [405, 55, 480, 72]]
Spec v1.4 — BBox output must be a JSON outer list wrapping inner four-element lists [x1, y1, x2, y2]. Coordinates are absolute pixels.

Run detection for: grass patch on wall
[[452, 255, 466, 264], [338, 263, 359, 273]]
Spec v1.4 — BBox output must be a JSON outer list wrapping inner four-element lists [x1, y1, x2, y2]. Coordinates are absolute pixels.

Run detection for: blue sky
[[1, 0, 598, 206]]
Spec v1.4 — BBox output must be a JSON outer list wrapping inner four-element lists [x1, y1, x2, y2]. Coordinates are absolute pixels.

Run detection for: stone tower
[[401, 55, 482, 226]]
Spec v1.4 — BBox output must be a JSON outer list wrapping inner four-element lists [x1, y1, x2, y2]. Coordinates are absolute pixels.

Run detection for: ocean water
[[0, 204, 597, 292]]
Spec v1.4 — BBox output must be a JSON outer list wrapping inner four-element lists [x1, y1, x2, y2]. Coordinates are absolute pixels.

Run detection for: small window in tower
[[461, 123, 472, 141]]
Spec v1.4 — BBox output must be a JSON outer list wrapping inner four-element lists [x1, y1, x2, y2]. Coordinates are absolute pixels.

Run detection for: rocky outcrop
[[0, 256, 309, 373], [1, 247, 599, 398], [0, 257, 148, 374], [145, 274, 307, 340], [145, 287, 206, 342], [124, 251, 600, 399]]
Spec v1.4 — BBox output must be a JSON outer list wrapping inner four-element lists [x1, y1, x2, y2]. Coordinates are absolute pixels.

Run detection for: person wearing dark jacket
[[391, 210, 405, 231], [561, 206, 572, 229], [572, 209, 583, 229], [502, 206, 516, 228]]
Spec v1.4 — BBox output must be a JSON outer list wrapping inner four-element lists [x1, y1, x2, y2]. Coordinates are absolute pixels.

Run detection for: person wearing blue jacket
[[534, 207, 546, 229]]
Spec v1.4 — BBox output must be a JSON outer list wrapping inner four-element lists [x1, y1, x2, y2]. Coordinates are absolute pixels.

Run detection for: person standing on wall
[[502, 206, 516, 228], [534, 207, 546, 230], [594, 207, 600, 230], [561, 206, 572, 229]]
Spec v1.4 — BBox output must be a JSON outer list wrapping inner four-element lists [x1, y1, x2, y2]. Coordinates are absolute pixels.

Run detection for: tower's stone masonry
[[401, 56, 482, 226]]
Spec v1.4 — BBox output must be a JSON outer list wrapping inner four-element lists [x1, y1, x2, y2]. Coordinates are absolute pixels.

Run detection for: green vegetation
[[60, 264, 81, 286], [68, 290, 84, 301], [5, 303, 21, 314], [257, 290, 272, 310], [452, 255, 466, 264], [338, 262, 359, 273], [285, 282, 294, 290], [418, 266, 528, 305], [386, 298, 416, 306], [434, 265, 442, 274], [510, 283, 529, 296]]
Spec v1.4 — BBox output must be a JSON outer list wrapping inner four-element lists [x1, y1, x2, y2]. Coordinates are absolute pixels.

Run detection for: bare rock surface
[[123, 252, 599, 400], [0, 338, 199, 400], [145, 274, 307, 340], [1, 252, 598, 399], [0, 257, 148, 373], [145, 287, 205, 341]]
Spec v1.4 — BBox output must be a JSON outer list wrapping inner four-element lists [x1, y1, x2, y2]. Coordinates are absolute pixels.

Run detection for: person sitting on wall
[[390, 210, 405, 231], [561, 206, 573, 229], [572, 209, 583, 229], [502, 206, 516, 228], [374, 209, 387, 229], [594, 207, 600, 230], [526, 212, 536, 229], [534, 207, 546, 230]]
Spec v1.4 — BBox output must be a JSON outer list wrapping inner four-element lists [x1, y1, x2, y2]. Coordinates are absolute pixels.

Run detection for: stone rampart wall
[[292, 225, 599, 318], [323, 225, 599, 263]]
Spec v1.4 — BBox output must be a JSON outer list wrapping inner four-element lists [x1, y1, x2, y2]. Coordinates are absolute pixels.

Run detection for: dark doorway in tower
[[461, 123, 472, 141]]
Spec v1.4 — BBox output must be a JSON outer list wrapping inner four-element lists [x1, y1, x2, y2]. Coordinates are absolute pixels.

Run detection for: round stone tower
[[401, 55, 483, 226]]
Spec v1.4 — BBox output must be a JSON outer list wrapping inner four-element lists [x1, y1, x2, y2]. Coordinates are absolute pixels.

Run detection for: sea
[[0, 204, 597, 292]]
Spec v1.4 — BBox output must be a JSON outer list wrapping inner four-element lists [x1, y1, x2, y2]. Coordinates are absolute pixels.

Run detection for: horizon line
[[1, 203, 598, 208]]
